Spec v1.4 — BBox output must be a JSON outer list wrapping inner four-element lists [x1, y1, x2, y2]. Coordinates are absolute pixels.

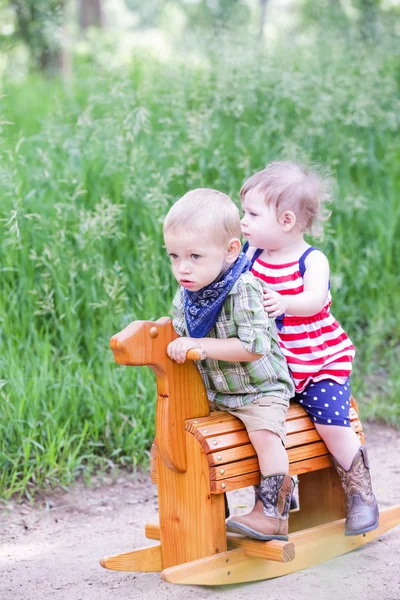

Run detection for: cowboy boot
[[225, 474, 293, 541], [250, 479, 298, 511], [332, 446, 379, 536]]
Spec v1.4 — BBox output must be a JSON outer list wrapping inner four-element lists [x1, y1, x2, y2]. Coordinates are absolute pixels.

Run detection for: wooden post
[[110, 317, 226, 567]]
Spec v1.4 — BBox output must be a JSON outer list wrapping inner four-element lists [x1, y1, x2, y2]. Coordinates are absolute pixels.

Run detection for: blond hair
[[240, 161, 332, 238], [163, 188, 241, 244]]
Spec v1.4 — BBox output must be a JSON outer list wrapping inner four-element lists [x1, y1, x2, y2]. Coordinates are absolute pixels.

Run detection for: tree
[[9, 0, 65, 71], [258, 0, 270, 39], [78, 0, 103, 30]]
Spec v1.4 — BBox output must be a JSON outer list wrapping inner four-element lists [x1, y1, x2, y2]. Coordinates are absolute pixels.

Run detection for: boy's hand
[[167, 337, 202, 363], [263, 289, 288, 317]]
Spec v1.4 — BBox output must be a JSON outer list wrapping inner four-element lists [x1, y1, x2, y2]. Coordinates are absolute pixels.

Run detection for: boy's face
[[164, 230, 232, 291], [241, 189, 284, 250]]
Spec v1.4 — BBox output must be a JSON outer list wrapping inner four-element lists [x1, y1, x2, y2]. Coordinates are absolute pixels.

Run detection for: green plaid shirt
[[172, 272, 294, 409]]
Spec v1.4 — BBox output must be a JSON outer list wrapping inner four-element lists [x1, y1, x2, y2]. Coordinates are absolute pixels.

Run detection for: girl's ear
[[225, 238, 241, 264], [279, 210, 296, 232]]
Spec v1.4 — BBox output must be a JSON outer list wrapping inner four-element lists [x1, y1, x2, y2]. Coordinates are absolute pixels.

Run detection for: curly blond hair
[[240, 161, 333, 238]]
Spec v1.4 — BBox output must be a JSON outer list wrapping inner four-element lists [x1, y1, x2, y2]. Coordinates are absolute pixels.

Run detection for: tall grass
[[1, 26, 399, 498]]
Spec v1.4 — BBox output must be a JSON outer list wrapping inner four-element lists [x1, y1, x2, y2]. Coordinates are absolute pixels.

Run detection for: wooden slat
[[286, 416, 315, 435], [199, 430, 251, 455], [100, 544, 163, 572], [210, 457, 259, 481], [289, 455, 332, 476], [145, 523, 160, 540], [288, 441, 328, 464], [185, 411, 238, 435], [207, 443, 256, 467], [349, 407, 358, 420], [186, 414, 246, 438], [285, 404, 308, 420], [227, 535, 295, 563], [286, 428, 321, 448], [210, 471, 260, 493]]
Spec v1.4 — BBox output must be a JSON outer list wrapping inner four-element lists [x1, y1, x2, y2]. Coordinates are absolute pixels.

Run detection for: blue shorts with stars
[[294, 378, 351, 427]]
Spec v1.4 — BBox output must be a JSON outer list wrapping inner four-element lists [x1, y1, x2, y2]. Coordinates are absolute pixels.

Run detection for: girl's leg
[[296, 377, 358, 467], [296, 378, 378, 535], [315, 423, 360, 470]]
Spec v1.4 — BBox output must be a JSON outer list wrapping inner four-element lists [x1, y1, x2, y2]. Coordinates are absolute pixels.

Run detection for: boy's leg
[[248, 429, 289, 475], [226, 429, 293, 541]]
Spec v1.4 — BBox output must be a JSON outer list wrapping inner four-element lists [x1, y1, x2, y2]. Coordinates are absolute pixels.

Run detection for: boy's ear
[[225, 238, 241, 263], [279, 210, 296, 232]]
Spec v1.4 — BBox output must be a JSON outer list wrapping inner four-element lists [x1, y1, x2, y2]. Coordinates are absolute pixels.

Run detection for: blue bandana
[[184, 252, 250, 338]]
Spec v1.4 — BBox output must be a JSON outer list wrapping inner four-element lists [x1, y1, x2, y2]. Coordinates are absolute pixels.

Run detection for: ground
[[1, 422, 400, 600]]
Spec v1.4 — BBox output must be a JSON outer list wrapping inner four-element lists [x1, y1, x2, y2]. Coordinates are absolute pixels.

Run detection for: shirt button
[[216, 376, 223, 383]]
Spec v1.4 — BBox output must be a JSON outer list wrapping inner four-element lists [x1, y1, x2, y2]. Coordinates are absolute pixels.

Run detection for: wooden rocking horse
[[100, 317, 400, 585]]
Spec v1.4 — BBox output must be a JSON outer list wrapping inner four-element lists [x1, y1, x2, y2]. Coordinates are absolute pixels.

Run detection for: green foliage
[[0, 24, 399, 498]]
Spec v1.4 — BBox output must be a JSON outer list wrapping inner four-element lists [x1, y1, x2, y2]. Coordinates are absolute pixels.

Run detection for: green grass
[[1, 26, 399, 498]]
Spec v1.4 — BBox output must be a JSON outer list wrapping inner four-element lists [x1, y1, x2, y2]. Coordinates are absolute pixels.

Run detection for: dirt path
[[1, 422, 400, 600]]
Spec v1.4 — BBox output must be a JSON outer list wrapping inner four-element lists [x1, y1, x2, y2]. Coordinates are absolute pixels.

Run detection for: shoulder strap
[[242, 241, 263, 271], [298, 246, 318, 278]]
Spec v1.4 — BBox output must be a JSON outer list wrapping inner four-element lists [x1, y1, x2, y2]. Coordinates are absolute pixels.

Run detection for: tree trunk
[[79, 0, 103, 29], [359, 0, 378, 39], [259, 0, 269, 39], [11, 0, 65, 73]]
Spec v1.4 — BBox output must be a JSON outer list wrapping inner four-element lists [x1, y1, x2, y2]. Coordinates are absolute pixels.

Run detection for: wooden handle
[[186, 348, 204, 361]]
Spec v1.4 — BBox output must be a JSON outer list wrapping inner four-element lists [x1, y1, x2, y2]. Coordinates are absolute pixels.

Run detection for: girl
[[238, 161, 378, 536]]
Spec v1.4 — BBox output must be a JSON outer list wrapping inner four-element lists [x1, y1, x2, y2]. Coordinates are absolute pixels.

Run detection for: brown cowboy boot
[[248, 478, 298, 512], [332, 446, 379, 536], [225, 474, 293, 541]]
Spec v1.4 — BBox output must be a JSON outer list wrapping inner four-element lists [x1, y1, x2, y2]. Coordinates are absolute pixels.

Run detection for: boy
[[163, 187, 295, 541]]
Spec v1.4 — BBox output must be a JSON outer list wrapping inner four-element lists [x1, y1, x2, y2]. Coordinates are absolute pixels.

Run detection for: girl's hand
[[263, 289, 288, 317], [167, 337, 202, 363]]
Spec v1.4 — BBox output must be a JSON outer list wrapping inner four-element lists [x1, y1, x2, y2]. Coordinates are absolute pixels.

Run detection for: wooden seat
[[151, 399, 363, 492], [100, 317, 400, 585]]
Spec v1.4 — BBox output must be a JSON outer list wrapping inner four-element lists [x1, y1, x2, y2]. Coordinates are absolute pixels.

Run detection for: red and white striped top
[[251, 248, 355, 393]]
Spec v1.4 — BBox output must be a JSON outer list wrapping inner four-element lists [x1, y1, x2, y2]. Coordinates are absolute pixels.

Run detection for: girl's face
[[164, 230, 233, 292], [241, 189, 285, 251]]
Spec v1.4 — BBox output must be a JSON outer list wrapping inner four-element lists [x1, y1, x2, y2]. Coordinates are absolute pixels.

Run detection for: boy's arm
[[168, 279, 265, 364], [264, 251, 330, 317], [168, 336, 261, 364]]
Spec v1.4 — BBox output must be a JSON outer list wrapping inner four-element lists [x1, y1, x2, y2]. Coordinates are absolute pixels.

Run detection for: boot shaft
[[332, 446, 375, 508], [331, 445, 379, 536], [259, 474, 293, 519], [226, 473, 294, 541]]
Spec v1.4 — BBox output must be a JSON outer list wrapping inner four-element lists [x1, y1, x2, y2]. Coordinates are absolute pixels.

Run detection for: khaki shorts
[[217, 396, 289, 444]]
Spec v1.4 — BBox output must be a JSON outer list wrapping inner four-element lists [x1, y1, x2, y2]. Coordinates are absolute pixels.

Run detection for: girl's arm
[[264, 251, 330, 317]]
